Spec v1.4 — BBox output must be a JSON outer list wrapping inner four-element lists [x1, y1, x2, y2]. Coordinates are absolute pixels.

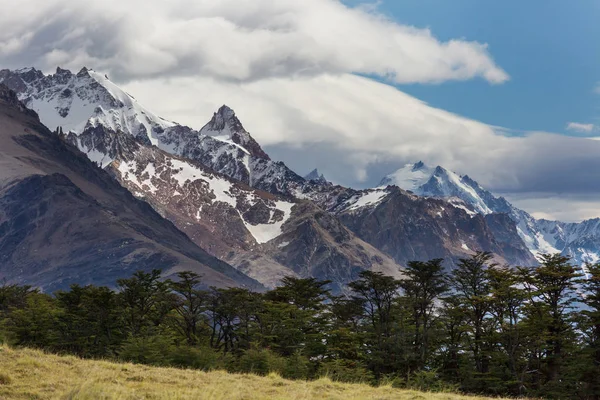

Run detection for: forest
[[1, 252, 599, 399]]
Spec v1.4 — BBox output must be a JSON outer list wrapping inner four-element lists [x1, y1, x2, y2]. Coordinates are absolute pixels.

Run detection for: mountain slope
[[0, 84, 260, 292], [108, 141, 402, 289]]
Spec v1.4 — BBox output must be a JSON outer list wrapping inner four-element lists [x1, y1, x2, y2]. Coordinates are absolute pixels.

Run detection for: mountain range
[[1, 66, 591, 291]]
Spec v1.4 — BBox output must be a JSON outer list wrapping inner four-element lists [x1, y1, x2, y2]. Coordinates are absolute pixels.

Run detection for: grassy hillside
[[0, 346, 511, 400]]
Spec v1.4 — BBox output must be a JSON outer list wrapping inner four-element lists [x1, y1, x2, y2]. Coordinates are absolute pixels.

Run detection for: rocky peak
[[0, 84, 21, 106], [76, 66, 90, 78], [201, 105, 270, 160], [304, 168, 327, 183], [412, 160, 426, 171], [56, 67, 72, 76], [0, 83, 38, 118]]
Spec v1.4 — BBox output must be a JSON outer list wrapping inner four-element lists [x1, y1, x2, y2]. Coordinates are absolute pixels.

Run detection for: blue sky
[[348, 0, 600, 134]]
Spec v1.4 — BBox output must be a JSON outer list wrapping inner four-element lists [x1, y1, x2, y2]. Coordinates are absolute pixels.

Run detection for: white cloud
[[594, 82, 600, 94], [0, 0, 508, 85], [566, 122, 595, 133], [503, 193, 600, 223]]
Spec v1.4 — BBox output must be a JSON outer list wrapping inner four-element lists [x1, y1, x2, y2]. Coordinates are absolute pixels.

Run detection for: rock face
[[319, 186, 537, 268], [0, 67, 544, 292], [0, 84, 260, 292]]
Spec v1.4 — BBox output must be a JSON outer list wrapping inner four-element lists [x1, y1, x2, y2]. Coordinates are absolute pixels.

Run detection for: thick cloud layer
[[0, 0, 508, 84], [1, 0, 598, 221]]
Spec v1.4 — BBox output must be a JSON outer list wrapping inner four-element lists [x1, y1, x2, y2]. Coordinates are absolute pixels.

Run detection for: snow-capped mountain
[[0, 67, 175, 166], [380, 161, 600, 266], [0, 66, 541, 289], [0, 67, 304, 196], [0, 67, 402, 290]]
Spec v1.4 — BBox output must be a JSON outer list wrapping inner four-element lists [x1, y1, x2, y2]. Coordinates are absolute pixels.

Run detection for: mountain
[[380, 161, 600, 266], [0, 83, 260, 292], [307, 185, 536, 267], [0, 67, 403, 290], [108, 141, 401, 290], [0, 66, 539, 289]]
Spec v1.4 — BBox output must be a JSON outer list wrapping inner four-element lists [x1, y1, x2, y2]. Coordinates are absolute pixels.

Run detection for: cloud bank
[[0, 0, 508, 85]]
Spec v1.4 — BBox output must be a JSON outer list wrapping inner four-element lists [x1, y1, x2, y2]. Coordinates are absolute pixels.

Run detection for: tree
[[169, 271, 206, 345], [55, 284, 123, 356], [400, 258, 448, 370], [487, 266, 527, 395], [117, 269, 174, 336], [519, 254, 582, 397], [349, 271, 402, 378], [205, 287, 261, 354], [448, 252, 494, 385], [264, 277, 331, 358], [578, 262, 600, 399]]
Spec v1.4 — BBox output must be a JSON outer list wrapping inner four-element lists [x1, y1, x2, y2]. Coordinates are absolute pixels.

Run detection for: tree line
[[1, 252, 600, 399]]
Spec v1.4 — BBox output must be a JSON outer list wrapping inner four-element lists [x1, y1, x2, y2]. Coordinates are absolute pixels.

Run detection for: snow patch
[[242, 201, 295, 244], [343, 189, 389, 211]]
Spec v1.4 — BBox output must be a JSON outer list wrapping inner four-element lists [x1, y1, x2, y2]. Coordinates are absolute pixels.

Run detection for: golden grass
[[0, 346, 511, 400]]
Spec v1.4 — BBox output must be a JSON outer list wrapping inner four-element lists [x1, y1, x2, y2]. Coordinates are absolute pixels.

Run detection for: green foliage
[[391, 370, 458, 393], [168, 345, 223, 371], [0, 256, 596, 399], [281, 351, 311, 380], [118, 334, 175, 366], [230, 348, 287, 376], [318, 359, 374, 384]]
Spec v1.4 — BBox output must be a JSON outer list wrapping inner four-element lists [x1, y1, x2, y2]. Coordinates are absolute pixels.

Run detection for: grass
[[0, 346, 512, 400]]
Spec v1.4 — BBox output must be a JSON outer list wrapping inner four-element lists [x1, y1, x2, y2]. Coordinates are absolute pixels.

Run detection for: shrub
[[230, 348, 287, 376], [281, 352, 311, 380], [395, 370, 458, 393], [317, 359, 374, 384], [0, 373, 12, 385], [118, 335, 174, 366], [168, 346, 222, 371]]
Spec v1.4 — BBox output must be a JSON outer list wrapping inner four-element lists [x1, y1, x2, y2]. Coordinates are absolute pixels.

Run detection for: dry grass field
[[0, 346, 514, 400]]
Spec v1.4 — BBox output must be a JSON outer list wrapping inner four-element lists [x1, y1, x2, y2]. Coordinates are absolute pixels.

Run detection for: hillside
[[0, 346, 511, 400]]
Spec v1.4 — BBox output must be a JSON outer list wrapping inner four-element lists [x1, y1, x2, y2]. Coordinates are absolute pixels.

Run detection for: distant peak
[[412, 161, 426, 171], [55, 67, 72, 75], [304, 168, 327, 183], [433, 165, 447, 175], [5, 67, 44, 84], [76, 67, 90, 77], [206, 105, 239, 131], [217, 104, 235, 118], [15, 67, 35, 73]]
